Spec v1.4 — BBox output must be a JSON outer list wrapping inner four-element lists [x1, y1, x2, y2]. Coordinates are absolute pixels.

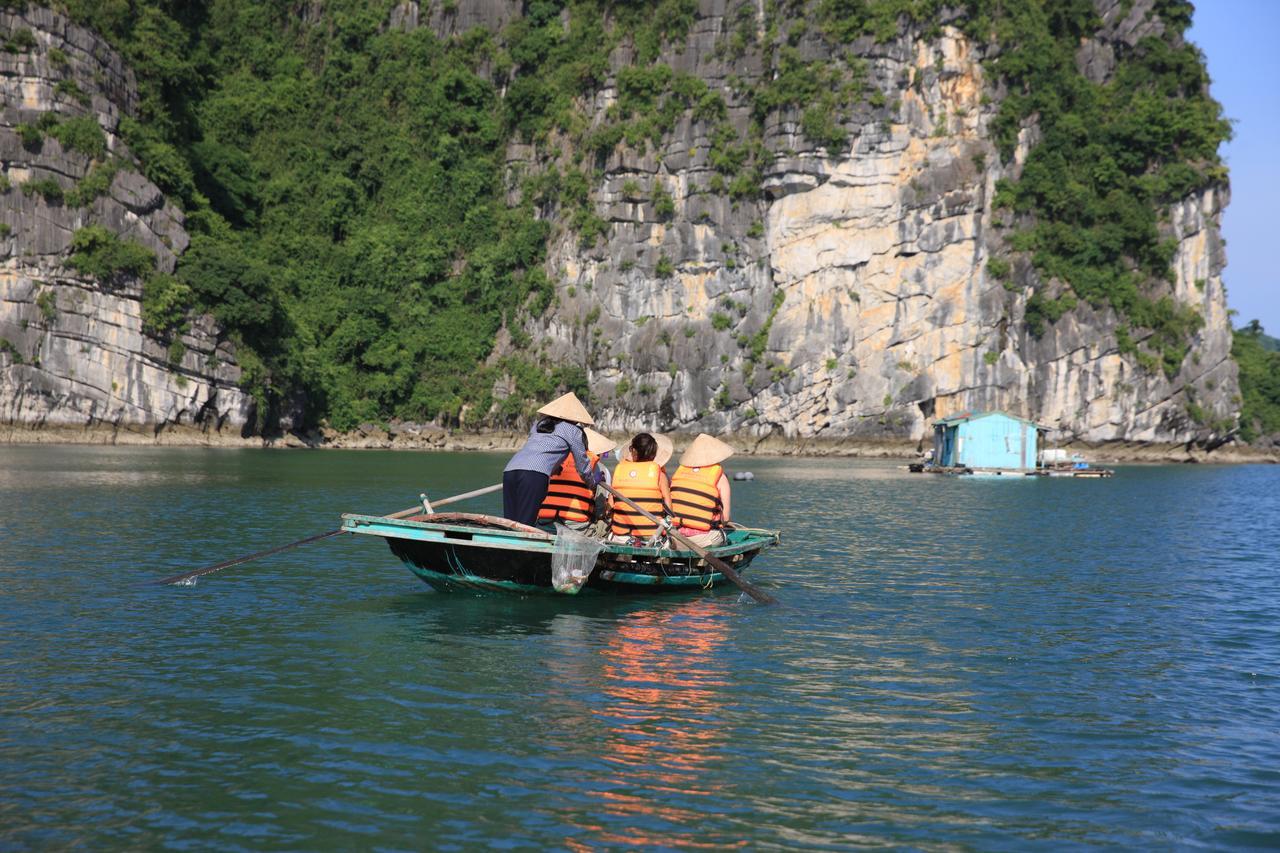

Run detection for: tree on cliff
[[1232, 322, 1280, 442]]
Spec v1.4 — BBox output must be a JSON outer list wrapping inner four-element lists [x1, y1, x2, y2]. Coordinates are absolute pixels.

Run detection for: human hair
[[536, 415, 561, 434], [629, 433, 657, 462]]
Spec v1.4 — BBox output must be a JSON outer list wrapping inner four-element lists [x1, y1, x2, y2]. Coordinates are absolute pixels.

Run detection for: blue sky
[[1188, 1, 1280, 333]]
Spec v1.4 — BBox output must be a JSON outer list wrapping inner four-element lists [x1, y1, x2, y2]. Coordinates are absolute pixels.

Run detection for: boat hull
[[342, 511, 778, 596]]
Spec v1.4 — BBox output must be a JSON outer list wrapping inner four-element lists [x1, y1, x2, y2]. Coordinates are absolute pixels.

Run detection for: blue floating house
[[932, 411, 1048, 471]]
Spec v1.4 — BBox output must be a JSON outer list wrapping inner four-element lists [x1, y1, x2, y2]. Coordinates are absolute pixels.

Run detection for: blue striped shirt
[[504, 420, 593, 480]]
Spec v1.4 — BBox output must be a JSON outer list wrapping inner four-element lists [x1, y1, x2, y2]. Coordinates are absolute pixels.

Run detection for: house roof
[[934, 410, 1050, 430]]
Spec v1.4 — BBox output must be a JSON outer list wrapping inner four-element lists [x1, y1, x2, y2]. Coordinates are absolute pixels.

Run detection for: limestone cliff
[[482, 0, 1236, 445], [0, 1, 1240, 448], [0, 7, 251, 437]]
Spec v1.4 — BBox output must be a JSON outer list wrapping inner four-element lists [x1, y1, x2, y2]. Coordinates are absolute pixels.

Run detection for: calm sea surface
[[2, 446, 1278, 849]]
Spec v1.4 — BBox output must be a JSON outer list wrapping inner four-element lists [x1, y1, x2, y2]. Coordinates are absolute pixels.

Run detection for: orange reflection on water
[[567, 599, 747, 849]]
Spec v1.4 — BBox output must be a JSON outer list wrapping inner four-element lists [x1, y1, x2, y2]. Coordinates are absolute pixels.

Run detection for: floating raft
[[341, 511, 780, 595], [906, 464, 1114, 478]]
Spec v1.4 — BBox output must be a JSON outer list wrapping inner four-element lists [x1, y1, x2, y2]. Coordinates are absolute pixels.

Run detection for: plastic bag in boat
[[551, 524, 606, 594]]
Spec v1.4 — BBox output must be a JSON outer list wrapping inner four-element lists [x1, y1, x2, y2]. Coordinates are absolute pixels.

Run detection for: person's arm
[[560, 422, 592, 481], [659, 469, 672, 514], [718, 473, 731, 524]]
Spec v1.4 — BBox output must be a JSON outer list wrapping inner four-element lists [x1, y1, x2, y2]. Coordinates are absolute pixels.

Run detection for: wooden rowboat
[[340, 511, 780, 595]]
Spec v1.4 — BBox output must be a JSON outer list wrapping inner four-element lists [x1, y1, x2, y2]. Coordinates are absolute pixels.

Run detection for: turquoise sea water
[[1, 446, 1278, 848]]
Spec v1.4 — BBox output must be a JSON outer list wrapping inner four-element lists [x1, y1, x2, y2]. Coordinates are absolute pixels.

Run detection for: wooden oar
[[153, 482, 503, 586], [600, 483, 778, 605]]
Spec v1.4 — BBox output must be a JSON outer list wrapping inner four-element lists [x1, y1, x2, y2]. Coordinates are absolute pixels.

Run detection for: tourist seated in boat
[[669, 433, 734, 547], [536, 427, 615, 536], [609, 433, 673, 544], [502, 393, 595, 526], [618, 431, 674, 495]]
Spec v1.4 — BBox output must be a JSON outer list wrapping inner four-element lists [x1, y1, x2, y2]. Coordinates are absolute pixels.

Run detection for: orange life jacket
[[670, 464, 723, 531], [610, 460, 666, 537], [538, 452, 599, 524]]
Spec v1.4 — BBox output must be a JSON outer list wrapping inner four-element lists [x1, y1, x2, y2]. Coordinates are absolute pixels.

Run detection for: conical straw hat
[[584, 427, 616, 455], [652, 433, 674, 467], [680, 433, 734, 468], [537, 392, 594, 425]]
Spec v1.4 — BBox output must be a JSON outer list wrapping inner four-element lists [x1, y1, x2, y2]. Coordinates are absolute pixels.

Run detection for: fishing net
[[551, 524, 606, 594]]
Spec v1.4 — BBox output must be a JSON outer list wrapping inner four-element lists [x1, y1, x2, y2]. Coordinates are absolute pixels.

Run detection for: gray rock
[[0, 0, 1240, 447], [499, 0, 1238, 445], [109, 170, 163, 215], [0, 6, 252, 436]]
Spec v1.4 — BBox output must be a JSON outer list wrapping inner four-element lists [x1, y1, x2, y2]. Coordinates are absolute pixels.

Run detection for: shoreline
[[2, 423, 1277, 464]]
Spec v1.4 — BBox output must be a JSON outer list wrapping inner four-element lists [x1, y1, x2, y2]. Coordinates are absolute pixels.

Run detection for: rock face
[[488, 0, 1237, 445], [0, 7, 252, 436], [0, 2, 1240, 446]]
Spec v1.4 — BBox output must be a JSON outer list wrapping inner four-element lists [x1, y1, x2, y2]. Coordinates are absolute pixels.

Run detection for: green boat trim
[[341, 513, 775, 563], [343, 513, 556, 554]]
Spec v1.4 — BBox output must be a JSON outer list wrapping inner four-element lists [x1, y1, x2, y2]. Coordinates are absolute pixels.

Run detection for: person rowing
[[536, 427, 616, 536], [668, 433, 734, 547], [502, 393, 595, 526]]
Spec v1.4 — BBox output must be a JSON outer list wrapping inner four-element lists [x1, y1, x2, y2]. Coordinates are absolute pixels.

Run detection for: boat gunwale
[[341, 512, 553, 541], [340, 512, 780, 560]]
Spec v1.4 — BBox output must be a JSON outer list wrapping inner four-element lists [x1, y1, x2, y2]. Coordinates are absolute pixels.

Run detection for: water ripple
[[1, 450, 1279, 847]]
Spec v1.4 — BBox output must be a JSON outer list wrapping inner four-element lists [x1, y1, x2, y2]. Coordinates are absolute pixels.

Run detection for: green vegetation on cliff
[[983, 0, 1227, 375], [54, 0, 1228, 430], [62, 1, 564, 429], [817, 0, 1230, 375], [1232, 321, 1280, 442], [56, 0, 714, 429]]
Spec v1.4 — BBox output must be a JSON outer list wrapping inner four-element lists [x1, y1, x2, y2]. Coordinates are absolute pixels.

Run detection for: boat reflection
[[558, 598, 747, 850]]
